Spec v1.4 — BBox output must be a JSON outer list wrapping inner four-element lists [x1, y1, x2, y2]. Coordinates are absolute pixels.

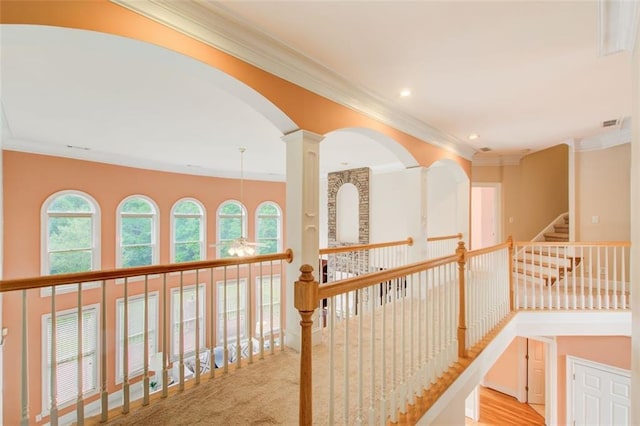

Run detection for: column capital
[[282, 129, 325, 144]]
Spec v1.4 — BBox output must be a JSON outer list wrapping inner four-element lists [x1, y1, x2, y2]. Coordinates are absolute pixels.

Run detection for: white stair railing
[[513, 241, 631, 310]]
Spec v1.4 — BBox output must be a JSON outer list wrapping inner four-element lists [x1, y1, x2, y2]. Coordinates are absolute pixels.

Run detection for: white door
[[527, 339, 545, 404], [573, 360, 631, 425]]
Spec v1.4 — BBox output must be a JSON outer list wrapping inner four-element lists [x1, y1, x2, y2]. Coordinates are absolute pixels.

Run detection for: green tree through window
[[119, 197, 156, 268], [256, 202, 281, 254], [217, 201, 245, 258], [46, 193, 97, 275], [173, 199, 204, 262]]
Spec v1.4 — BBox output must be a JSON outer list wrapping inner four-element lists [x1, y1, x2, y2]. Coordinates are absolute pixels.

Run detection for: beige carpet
[[105, 294, 452, 425], [107, 350, 301, 425]]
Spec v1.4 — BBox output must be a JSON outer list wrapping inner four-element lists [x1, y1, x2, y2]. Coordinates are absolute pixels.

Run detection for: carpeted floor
[[107, 349, 301, 425], [105, 297, 445, 425]]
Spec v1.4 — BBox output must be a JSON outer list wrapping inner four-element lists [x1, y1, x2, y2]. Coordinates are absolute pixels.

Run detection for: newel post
[[507, 235, 515, 311], [456, 241, 468, 358], [294, 264, 319, 426]]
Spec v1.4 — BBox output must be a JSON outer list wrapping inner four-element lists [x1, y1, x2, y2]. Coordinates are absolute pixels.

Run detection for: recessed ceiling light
[[400, 89, 411, 97], [340, 161, 349, 166], [468, 133, 479, 140]]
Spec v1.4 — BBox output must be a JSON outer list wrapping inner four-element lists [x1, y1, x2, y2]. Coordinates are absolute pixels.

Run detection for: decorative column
[[404, 166, 429, 262], [282, 129, 324, 351]]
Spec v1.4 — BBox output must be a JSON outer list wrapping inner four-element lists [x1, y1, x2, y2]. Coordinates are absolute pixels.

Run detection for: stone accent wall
[[327, 167, 370, 278]]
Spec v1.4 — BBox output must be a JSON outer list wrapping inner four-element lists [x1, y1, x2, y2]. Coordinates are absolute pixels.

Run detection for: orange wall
[[0, 0, 471, 176], [2, 150, 286, 424]]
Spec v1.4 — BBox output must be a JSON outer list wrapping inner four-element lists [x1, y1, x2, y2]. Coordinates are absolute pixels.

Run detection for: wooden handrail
[[0, 249, 294, 293], [426, 233, 462, 242], [514, 241, 631, 247], [317, 254, 457, 300], [466, 241, 511, 258], [319, 237, 413, 255]]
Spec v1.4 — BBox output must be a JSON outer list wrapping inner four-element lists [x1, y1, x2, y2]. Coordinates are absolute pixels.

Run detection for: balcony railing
[[0, 250, 292, 426], [295, 238, 631, 425]]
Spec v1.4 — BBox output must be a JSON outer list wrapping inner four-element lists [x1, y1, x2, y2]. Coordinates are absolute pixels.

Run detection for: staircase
[[514, 214, 578, 287], [542, 214, 569, 242]]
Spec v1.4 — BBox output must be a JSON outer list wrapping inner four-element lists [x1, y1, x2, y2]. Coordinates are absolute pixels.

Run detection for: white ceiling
[[0, 1, 636, 180]]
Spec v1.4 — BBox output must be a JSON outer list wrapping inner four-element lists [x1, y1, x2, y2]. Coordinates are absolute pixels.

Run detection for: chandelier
[[227, 147, 262, 257]]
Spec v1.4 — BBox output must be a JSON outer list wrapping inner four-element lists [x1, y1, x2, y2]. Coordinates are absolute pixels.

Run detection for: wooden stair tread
[[544, 232, 569, 238]]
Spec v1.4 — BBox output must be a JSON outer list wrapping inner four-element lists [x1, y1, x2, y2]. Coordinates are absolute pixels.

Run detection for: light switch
[[591, 215, 599, 224]]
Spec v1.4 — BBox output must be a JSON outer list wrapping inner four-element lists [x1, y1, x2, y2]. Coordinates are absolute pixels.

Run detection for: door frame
[[566, 355, 631, 426], [471, 183, 502, 249], [523, 336, 557, 426]]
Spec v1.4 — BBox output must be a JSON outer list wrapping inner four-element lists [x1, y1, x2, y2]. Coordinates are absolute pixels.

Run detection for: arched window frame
[[255, 201, 282, 254], [116, 195, 159, 268], [216, 200, 247, 259], [41, 190, 101, 275], [171, 198, 206, 263]]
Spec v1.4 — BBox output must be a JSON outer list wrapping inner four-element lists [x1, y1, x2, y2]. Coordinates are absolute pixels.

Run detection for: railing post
[[507, 235, 515, 311], [456, 241, 468, 358], [294, 264, 319, 426]]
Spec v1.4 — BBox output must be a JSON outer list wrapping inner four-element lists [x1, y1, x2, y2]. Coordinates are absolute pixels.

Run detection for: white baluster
[[76, 283, 85, 424]]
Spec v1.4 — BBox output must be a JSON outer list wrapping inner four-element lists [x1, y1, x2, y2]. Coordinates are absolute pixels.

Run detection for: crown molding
[[111, 0, 475, 160], [471, 154, 523, 167], [576, 126, 632, 152], [598, 0, 640, 55]]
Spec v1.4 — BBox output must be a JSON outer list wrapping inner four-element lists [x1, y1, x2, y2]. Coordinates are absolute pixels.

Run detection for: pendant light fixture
[[227, 147, 262, 257]]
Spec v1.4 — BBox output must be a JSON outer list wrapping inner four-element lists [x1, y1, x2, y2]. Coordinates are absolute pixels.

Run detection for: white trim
[[216, 278, 249, 345], [115, 291, 159, 384], [566, 355, 631, 426], [216, 199, 248, 258], [482, 380, 519, 400], [255, 201, 282, 254], [40, 190, 101, 296], [417, 310, 630, 425], [576, 127, 631, 152], [110, 0, 475, 160], [170, 198, 206, 263], [170, 283, 206, 360], [116, 195, 160, 268], [40, 303, 100, 417]]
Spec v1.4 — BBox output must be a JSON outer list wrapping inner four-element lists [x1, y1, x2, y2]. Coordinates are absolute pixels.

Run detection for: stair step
[[514, 267, 557, 285], [554, 224, 569, 233], [524, 247, 569, 258], [515, 258, 571, 272], [544, 232, 569, 242]]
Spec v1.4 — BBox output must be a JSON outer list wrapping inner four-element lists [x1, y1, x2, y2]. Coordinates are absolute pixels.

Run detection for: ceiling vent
[[602, 119, 619, 128], [479, 147, 492, 152]]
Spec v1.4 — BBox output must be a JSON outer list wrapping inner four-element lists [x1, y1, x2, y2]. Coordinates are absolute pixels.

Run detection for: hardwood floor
[[465, 387, 545, 425]]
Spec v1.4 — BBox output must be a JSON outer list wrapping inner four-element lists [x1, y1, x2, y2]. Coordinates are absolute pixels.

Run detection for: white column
[[404, 167, 429, 262], [566, 139, 576, 241], [630, 27, 640, 426], [283, 129, 324, 351]]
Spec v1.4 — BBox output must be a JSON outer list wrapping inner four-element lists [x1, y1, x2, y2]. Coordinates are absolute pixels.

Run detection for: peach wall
[[519, 144, 568, 240], [576, 143, 631, 241], [471, 145, 567, 242], [556, 336, 631, 425], [483, 337, 524, 398], [2, 150, 286, 424], [0, 0, 470, 176]]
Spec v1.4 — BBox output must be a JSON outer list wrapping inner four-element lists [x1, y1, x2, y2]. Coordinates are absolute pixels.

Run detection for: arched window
[[172, 199, 206, 262], [256, 202, 282, 254], [42, 190, 100, 275], [117, 196, 159, 267], [217, 200, 247, 258]]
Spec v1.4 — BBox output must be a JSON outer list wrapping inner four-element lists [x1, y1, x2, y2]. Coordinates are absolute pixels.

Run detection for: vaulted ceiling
[[0, 1, 636, 179]]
